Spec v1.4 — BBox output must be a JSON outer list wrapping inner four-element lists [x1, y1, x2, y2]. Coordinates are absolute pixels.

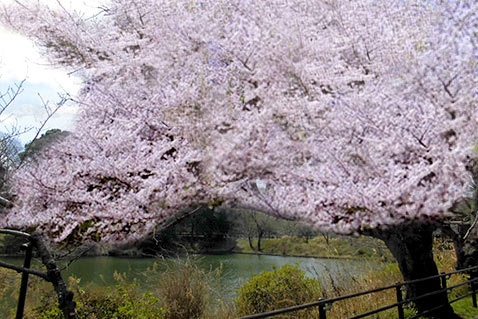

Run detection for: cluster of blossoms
[[0, 0, 477, 244]]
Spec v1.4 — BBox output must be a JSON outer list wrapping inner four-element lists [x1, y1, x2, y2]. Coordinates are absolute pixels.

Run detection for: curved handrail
[[0, 229, 31, 238]]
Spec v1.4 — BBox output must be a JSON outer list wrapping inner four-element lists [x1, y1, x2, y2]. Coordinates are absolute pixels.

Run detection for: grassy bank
[[235, 235, 393, 259]]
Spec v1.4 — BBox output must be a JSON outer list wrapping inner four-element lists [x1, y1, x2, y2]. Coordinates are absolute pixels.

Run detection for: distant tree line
[[139, 207, 321, 255]]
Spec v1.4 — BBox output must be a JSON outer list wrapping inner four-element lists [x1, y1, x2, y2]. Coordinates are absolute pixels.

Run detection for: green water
[[1, 254, 377, 299], [68, 254, 369, 286]]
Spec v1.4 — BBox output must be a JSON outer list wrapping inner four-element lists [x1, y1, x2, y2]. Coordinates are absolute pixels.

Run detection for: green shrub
[[0, 267, 20, 318], [28, 274, 165, 319], [235, 264, 321, 318]]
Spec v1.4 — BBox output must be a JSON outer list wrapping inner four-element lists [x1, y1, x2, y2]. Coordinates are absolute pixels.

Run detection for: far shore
[[0, 250, 385, 261]]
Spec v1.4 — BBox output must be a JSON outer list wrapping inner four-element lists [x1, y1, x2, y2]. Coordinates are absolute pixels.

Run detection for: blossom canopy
[[1, 0, 477, 244]]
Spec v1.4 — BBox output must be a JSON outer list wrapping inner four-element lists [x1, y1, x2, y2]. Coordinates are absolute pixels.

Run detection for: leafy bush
[[235, 264, 321, 318], [0, 267, 20, 318], [26, 274, 165, 319]]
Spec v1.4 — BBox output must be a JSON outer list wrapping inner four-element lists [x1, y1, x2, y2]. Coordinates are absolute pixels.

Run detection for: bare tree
[[0, 81, 75, 318], [234, 210, 278, 252], [0, 80, 69, 209]]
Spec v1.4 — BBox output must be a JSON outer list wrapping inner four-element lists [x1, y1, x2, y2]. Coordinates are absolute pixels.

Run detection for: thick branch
[[0, 260, 48, 279], [31, 234, 77, 319]]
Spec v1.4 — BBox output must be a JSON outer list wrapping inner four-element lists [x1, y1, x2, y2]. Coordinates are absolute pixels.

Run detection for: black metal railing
[[0, 229, 36, 319], [238, 265, 478, 319]]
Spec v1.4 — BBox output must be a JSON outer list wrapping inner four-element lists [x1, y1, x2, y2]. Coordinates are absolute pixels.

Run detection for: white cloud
[[0, 0, 106, 144], [0, 0, 107, 91], [0, 27, 83, 93]]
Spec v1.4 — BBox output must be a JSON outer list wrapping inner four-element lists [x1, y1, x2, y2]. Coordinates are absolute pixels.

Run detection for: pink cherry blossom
[[1, 0, 477, 244]]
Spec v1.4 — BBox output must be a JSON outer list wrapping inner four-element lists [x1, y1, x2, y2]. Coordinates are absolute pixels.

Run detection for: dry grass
[[146, 257, 235, 319], [299, 238, 468, 319], [307, 261, 402, 318]]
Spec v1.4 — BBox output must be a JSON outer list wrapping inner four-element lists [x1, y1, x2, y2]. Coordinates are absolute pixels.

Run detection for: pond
[[2, 253, 380, 300]]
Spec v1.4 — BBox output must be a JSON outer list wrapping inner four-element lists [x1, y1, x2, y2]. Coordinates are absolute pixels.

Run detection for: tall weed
[[145, 257, 234, 319]]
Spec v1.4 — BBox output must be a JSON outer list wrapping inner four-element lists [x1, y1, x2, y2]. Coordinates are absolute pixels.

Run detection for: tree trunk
[[321, 232, 330, 245], [32, 234, 77, 319], [368, 223, 460, 319], [248, 234, 256, 251], [257, 229, 264, 252]]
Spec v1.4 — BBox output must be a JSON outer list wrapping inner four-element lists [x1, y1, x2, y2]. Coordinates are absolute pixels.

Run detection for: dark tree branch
[[31, 234, 77, 319], [0, 259, 48, 279]]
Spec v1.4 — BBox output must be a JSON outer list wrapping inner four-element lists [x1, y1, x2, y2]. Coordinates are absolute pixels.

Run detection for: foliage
[[183, 207, 232, 239], [155, 264, 209, 319], [235, 264, 321, 318], [310, 239, 478, 318], [0, 132, 22, 173], [0, 267, 20, 318], [0, 264, 62, 319], [144, 207, 235, 254], [233, 238, 478, 318], [450, 297, 478, 318], [311, 261, 403, 318], [0, 267, 164, 319], [19, 129, 70, 162], [230, 210, 319, 252], [0, 233, 29, 255], [234, 210, 278, 251], [23, 273, 165, 319]]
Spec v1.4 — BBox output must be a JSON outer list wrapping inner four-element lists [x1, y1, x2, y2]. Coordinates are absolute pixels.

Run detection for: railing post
[[318, 298, 327, 319], [396, 283, 405, 319], [472, 279, 477, 308], [16, 241, 33, 319], [440, 272, 448, 297]]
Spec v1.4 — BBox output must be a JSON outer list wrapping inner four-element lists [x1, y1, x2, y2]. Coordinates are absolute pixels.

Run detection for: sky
[[0, 0, 104, 145]]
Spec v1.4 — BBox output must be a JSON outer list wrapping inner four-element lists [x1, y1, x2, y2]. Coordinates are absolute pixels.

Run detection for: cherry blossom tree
[[1, 0, 477, 317], [0, 81, 73, 317]]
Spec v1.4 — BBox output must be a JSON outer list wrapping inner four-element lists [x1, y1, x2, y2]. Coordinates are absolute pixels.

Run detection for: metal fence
[[238, 265, 478, 319], [0, 229, 35, 319]]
